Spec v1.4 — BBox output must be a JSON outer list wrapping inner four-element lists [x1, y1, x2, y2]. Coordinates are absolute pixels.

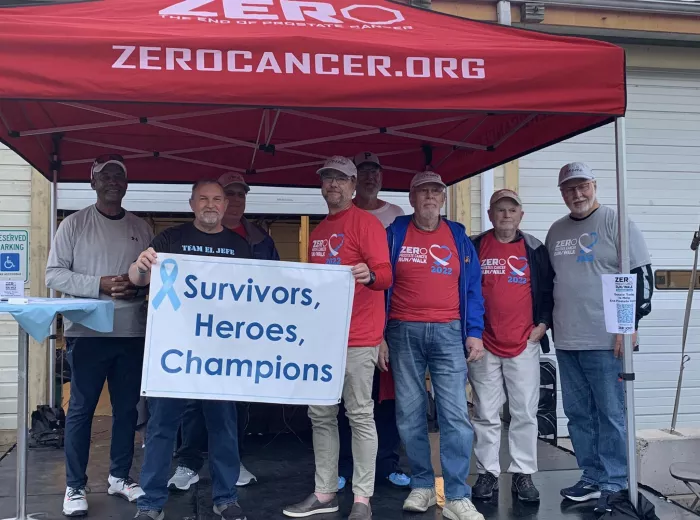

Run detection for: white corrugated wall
[[518, 70, 700, 435], [0, 144, 32, 431]]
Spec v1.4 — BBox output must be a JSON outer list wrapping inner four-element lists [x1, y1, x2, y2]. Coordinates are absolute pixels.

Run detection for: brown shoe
[[282, 493, 339, 517], [348, 502, 372, 520]]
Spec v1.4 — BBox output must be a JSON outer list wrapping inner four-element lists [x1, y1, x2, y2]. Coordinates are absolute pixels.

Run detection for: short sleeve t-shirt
[[545, 205, 651, 350], [366, 201, 405, 229], [151, 222, 253, 260], [390, 220, 460, 323], [309, 204, 390, 347], [479, 233, 534, 358]]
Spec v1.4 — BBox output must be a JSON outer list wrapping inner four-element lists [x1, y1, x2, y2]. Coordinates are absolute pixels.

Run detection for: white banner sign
[[602, 273, 637, 334], [141, 253, 354, 405]]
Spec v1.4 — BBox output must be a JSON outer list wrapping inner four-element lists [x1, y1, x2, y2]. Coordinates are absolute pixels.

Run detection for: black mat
[[0, 418, 695, 520]]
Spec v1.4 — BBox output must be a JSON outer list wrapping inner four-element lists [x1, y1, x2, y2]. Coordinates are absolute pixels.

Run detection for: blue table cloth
[[0, 298, 114, 342]]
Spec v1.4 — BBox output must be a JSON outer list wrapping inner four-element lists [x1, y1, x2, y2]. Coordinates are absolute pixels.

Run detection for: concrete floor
[[0, 417, 696, 520]]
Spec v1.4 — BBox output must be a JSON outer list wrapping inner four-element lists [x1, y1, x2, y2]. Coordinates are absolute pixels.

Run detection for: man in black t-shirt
[[128, 180, 251, 520]]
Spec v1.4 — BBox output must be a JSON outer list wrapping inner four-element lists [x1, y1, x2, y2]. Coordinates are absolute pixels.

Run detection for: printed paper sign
[[0, 280, 23, 297], [141, 253, 355, 405], [602, 274, 637, 334]]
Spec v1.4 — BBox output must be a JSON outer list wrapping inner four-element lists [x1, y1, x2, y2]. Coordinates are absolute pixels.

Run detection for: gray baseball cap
[[558, 162, 595, 187]]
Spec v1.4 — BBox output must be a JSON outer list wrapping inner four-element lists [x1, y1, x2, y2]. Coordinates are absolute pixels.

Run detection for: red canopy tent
[[0, 2, 640, 519], [0, 0, 625, 187]]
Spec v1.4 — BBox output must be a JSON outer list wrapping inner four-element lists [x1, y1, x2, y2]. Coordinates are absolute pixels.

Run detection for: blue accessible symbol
[[0, 253, 20, 272]]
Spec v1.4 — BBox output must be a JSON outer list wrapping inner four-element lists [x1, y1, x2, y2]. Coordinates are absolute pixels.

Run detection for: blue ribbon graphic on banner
[[151, 259, 181, 311]]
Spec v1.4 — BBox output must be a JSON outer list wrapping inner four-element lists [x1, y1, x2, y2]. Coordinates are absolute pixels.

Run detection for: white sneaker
[[167, 466, 200, 491], [236, 463, 257, 487], [403, 488, 437, 512], [63, 487, 88, 517], [107, 475, 145, 502], [442, 498, 485, 520]]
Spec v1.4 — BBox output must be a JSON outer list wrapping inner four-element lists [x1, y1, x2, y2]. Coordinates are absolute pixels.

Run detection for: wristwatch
[[366, 271, 376, 286]]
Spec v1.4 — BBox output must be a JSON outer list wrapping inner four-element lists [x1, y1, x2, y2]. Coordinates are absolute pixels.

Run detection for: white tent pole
[[48, 166, 58, 407], [615, 116, 638, 500]]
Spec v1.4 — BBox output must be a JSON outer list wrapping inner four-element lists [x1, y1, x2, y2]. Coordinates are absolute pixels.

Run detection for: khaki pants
[[308, 345, 379, 497], [469, 340, 541, 476]]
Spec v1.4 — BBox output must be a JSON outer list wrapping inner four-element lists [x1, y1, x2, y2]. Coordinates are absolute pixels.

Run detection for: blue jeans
[[556, 349, 627, 492], [138, 397, 240, 511], [177, 400, 248, 472], [386, 320, 473, 500], [64, 337, 144, 488]]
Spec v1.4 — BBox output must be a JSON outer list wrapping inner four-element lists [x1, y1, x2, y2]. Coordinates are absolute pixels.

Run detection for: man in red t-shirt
[[469, 189, 553, 504], [283, 156, 391, 520], [385, 171, 485, 520]]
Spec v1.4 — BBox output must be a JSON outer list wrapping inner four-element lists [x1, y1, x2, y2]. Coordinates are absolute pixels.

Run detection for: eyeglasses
[[560, 181, 594, 197], [321, 173, 352, 185]]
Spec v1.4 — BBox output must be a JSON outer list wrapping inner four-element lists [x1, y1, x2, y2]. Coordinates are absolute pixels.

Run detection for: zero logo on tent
[[160, 0, 406, 26]]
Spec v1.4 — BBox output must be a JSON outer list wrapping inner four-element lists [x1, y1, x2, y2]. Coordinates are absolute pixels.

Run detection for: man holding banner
[[283, 156, 392, 520], [167, 172, 280, 492], [129, 179, 252, 520]]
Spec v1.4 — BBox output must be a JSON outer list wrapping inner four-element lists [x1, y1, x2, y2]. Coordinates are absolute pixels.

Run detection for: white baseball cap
[[410, 171, 447, 191], [316, 156, 358, 178], [91, 154, 127, 178], [558, 162, 595, 187], [353, 151, 381, 169], [218, 172, 250, 193], [490, 189, 522, 206]]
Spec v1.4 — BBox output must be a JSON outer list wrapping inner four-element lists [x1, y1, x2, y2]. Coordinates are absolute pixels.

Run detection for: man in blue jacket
[[167, 172, 280, 492], [382, 171, 485, 520]]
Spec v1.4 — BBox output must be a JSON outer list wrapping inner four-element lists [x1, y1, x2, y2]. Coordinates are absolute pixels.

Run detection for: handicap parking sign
[[0, 253, 20, 272], [0, 230, 28, 281]]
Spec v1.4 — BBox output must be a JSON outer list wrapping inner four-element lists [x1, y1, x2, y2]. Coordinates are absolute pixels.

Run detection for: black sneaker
[[594, 491, 614, 514], [472, 472, 499, 499], [560, 480, 601, 502], [511, 474, 540, 502], [214, 502, 247, 520]]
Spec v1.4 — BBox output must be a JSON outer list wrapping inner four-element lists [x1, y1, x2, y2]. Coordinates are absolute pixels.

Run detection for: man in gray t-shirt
[[46, 155, 153, 516], [545, 162, 653, 513]]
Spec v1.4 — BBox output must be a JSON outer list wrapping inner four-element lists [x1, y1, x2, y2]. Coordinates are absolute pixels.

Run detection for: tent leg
[[48, 170, 58, 407], [615, 116, 638, 500]]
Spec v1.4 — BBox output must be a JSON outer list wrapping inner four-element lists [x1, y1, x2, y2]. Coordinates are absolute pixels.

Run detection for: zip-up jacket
[[386, 216, 485, 349], [472, 229, 554, 353], [241, 217, 280, 261]]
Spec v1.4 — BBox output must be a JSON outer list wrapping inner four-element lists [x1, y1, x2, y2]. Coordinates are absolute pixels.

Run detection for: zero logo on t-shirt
[[553, 231, 598, 263], [311, 233, 345, 264], [429, 244, 453, 275], [507, 255, 528, 284]]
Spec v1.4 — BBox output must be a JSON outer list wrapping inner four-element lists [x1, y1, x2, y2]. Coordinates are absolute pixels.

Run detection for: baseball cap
[[218, 172, 250, 193], [410, 171, 447, 191], [316, 156, 357, 178], [91, 154, 126, 178], [490, 189, 522, 207], [353, 151, 381, 169], [558, 162, 595, 187]]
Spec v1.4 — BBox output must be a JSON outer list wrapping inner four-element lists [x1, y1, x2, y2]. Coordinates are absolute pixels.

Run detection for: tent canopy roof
[[0, 0, 626, 189]]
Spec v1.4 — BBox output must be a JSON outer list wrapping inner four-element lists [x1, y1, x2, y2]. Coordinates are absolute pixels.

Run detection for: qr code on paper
[[617, 303, 634, 329]]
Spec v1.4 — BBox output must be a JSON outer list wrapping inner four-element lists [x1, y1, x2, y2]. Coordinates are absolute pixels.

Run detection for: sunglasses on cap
[[91, 154, 127, 177]]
